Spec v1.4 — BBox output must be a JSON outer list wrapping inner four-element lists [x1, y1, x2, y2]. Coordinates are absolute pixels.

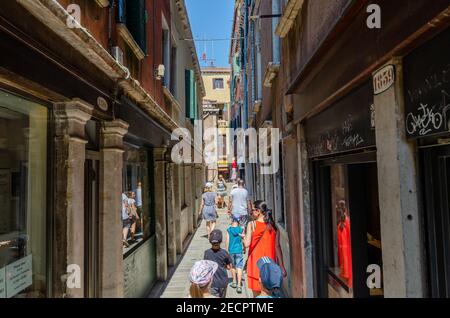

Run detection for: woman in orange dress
[[244, 200, 287, 297]]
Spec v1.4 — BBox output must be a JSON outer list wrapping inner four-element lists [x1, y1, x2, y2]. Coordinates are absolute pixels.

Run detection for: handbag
[[243, 222, 269, 271]]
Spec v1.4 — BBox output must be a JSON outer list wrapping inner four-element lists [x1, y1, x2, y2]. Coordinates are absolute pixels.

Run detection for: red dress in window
[[337, 216, 353, 287]]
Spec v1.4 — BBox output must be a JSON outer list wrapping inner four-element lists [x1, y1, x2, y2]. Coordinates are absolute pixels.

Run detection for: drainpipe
[[108, 0, 115, 53], [243, 0, 250, 130]]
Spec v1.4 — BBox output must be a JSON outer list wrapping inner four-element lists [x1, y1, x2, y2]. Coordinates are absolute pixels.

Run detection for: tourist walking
[[243, 200, 287, 297], [228, 180, 251, 230], [203, 230, 232, 298], [256, 257, 284, 298], [122, 193, 131, 247], [198, 182, 218, 238], [225, 216, 244, 294], [189, 260, 219, 298], [230, 158, 237, 181], [217, 175, 227, 209]]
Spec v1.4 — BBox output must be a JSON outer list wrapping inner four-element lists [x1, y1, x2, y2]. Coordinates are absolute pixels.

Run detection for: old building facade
[[0, 0, 205, 298], [201, 67, 232, 182], [230, 0, 450, 298]]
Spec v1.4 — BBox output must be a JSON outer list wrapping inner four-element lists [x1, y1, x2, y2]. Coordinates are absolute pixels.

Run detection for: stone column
[[374, 58, 425, 297], [184, 163, 194, 234], [191, 165, 199, 229], [53, 99, 93, 298], [98, 120, 128, 298], [173, 164, 182, 255], [165, 156, 177, 267], [154, 147, 168, 281], [296, 124, 314, 298]]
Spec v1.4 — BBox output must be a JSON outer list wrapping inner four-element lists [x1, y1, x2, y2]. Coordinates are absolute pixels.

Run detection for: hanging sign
[[6, 254, 33, 298], [306, 81, 375, 158], [373, 65, 395, 95]]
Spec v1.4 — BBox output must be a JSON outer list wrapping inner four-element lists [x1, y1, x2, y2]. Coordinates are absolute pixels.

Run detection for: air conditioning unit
[[111, 46, 124, 65]]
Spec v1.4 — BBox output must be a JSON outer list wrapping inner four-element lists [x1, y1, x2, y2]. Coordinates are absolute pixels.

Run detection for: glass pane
[[122, 145, 151, 255], [0, 90, 47, 298], [329, 165, 353, 289]]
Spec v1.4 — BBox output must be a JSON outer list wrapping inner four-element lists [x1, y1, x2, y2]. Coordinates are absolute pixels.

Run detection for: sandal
[[237, 286, 242, 294]]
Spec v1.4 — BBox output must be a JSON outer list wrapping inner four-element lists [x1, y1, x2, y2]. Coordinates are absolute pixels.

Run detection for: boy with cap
[[225, 216, 244, 293], [203, 229, 232, 298], [256, 257, 283, 298]]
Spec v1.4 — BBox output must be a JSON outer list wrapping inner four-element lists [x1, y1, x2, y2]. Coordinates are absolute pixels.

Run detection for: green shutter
[[193, 83, 198, 121], [185, 69, 190, 116], [185, 70, 194, 119], [126, 0, 147, 54]]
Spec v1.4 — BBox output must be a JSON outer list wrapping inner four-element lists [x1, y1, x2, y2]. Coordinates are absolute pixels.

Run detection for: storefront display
[[405, 27, 450, 298], [122, 144, 154, 253], [308, 82, 383, 298], [0, 90, 47, 298]]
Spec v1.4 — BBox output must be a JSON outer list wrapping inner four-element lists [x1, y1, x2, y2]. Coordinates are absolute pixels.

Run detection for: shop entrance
[[313, 152, 383, 298], [422, 144, 450, 297], [84, 151, 100, 298]]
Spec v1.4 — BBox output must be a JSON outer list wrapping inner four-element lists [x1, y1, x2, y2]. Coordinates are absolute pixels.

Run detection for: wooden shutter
[[126, 0, 147, 54], [185, 69, 195, 120], [193, 82, 198, 121], [117, 0, 126, 23]]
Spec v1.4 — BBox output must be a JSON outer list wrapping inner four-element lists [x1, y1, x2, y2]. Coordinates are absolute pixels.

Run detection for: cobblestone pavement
[[161, 186, 251, 298]]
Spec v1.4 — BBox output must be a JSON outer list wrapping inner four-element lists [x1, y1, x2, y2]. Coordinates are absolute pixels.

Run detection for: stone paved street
[[161, 187, 251, 298]]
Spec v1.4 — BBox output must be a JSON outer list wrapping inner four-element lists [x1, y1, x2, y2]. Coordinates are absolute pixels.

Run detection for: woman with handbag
[[243, 200, 287, 297]]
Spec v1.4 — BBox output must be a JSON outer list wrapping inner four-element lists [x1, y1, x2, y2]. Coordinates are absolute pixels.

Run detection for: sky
[[185, 0, 235, 68]]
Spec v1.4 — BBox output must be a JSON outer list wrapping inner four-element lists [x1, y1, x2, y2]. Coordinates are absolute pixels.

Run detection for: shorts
[[122, 218, 132, 229], [230, 253, 244, 269], [210, 287, 227, 298]]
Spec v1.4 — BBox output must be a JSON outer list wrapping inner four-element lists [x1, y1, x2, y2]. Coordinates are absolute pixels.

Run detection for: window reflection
[[330, 165, 353, 289], [122, 145, 153, 254], [0, 91, 47, 298]]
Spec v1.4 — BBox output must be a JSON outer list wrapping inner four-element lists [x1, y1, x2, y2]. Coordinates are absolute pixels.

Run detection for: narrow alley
[[161, 184, 251, 298], [1, 0, 450, 303]]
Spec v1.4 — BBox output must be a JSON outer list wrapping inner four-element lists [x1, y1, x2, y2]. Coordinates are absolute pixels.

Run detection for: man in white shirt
[[228, 180, 251, 229]]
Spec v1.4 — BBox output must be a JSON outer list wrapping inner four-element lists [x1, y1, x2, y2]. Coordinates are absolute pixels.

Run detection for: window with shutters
[[213, 78, 224, 90], [116, 0, 147, 54], [185, 69, 197, 122]]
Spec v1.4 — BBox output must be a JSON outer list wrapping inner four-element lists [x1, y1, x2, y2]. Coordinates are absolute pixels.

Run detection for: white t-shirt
[[230, 187, 249, 215], [122, 193, 129, 220]]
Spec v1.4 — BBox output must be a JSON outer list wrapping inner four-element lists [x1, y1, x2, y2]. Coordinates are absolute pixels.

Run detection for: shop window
[[0, 90, 48, 298], [328, 165, 353, 289], [318, 161, 383, 298], [122, 144, 154, 255]]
